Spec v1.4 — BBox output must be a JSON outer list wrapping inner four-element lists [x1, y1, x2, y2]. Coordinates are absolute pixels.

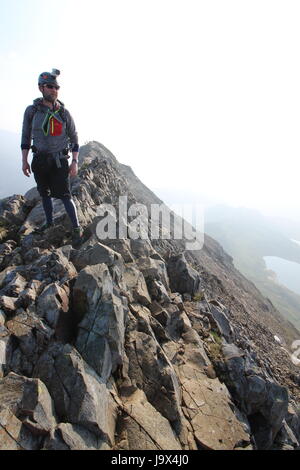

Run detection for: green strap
[[42, 109, 61, 136]]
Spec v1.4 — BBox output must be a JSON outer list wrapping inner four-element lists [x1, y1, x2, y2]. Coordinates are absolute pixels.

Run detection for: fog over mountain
[[0, 129, 33, 198], [204, 205, 300, 331]]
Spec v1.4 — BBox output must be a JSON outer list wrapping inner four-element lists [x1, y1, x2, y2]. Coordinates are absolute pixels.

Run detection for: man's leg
[[42, 196, 54, 225], [61, 196, 79, 228], [31, 156, 53, 229], [50, 159, 83, 247]]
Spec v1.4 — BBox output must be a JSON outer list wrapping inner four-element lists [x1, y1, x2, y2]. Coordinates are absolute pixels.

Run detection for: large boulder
[[0, 405, 40, 450], [136, 257, 170, 291], [73, 264, 128, 381], [43, 423, 110, 450], [33, 342, 118, 447], [0, 372, 56, 436], [0, 326, 13, 377], [5, 309, 53, 376], [0, 195, 31, 227], [123, 265, 151, 306], [167, 253, 201, 296], [124, 305, 182, 424], [36, 283, 73, 342], [222, 343, 289, 449], [119, 389, 182, 450]]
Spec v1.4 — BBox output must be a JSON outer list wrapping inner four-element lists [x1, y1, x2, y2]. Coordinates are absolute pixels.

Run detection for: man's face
[[40, 84, 59, 103]]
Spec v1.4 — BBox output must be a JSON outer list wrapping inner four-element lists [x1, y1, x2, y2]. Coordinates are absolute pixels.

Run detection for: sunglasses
[[44, 84, 60, 90]]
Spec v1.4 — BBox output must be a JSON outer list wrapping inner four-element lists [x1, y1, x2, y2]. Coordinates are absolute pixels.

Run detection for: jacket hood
[[33, 97, 65, 109]]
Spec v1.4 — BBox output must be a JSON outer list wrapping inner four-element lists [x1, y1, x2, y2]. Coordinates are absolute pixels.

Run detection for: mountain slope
[[0, 141, 299, 450]]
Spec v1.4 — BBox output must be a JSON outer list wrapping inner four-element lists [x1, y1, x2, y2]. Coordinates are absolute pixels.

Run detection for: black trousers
[[31, 153, 71, 199]]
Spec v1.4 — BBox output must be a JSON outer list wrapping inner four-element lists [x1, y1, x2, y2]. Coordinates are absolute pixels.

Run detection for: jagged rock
[[16, 279, 43, 309], [0, 295, 18, 313], [23, 249, 77, 284], [130, 239, 156, 259], [22, 247, 49, 264], [152, 308, 169, 327], [124, 305, 182, 424], [147, 279, 171, 303], [6, 309, 53, 376], [136, 257, 169, 290], [170, 292, 184, 310], [167, 253, 201, 296], [43, 423, 110, 450], [273, 419, 299, 449], [71, 242, 123, 272], [0, 240, 19, 270], [285, 402, 300, 443], [74, 264, 127, 381], [160, 302, 190, 341], [4, 248, 23, 268], [20, 224, 73, 251], [222, 343, 245, 360], [71, 242, 124, 285], [24, 187, 41, 203], [121, 389, 182, 450], [177, 363, 251, 450], [0, 405, 40, 450], [0, 326, 13, 377], [33, 343, 118, 446], [115, 413, 158, 450], [205, 304, 235, 343], [0, 240, 17, 256], [0, 195, 30, 227], [181, 327, 211, 370], [222, 343, 289, 449], [0, 309, 5, 326], [36, 283, 72, 341], [101, 238, 134, 263], [0, 372, 56, 436], [19, 199, 71, 236], [123, 265, 151, 306], [0, 272, 27, 297]]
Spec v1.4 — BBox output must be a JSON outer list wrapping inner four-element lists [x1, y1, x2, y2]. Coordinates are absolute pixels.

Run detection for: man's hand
[[22, 162, 31, 177], [69, 161, 78, 177]]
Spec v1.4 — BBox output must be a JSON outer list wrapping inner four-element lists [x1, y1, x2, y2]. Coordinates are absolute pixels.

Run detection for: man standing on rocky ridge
[[21, 68, 83, 248]]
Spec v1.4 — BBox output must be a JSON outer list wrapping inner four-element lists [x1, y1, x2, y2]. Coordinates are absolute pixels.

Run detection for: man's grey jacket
[[21, 98, 79, 154]]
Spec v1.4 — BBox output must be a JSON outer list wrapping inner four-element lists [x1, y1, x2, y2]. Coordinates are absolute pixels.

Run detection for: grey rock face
[[222, 343, 289, 449], [33, 343, 117, 446], [0, 405, 41, 450], [123, 265, 151, 306], [136, 257, 170, 290], [0, 326, 13, 377], [0, 195, 30, 227], [167, 253, 201, 296], [6, 309, 53, 376], [71, 242, 123, 273], [43, 423, 110, 450], [205, 303, 235, 343], [74, 264, 127, 381], [124, 306, 182, 424], [0, 372, 56, 435]]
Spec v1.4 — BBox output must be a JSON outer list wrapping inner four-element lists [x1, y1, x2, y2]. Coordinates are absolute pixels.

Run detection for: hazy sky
[[1, 0, 300, 220]]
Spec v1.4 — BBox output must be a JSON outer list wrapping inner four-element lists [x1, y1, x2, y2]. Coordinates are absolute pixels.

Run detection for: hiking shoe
[[33, 222, 54, 234], [72, 226, 83, 249]]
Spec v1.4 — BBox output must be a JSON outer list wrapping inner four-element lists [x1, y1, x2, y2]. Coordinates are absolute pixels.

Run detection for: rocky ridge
[[0, 141, 299, 450]]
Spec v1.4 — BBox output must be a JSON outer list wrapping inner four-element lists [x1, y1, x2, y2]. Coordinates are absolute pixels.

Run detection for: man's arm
[[22, 149, 31, 177], [21, 107, 34, 177], [65, 109, 79, 176]]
